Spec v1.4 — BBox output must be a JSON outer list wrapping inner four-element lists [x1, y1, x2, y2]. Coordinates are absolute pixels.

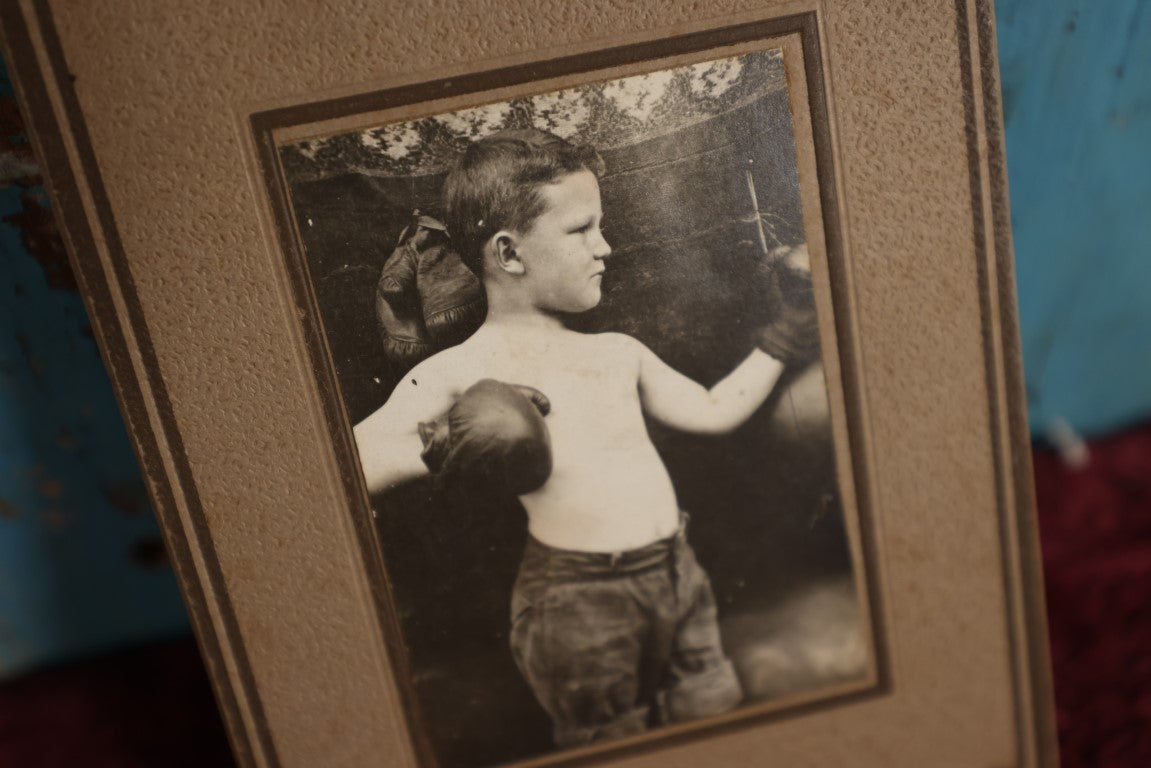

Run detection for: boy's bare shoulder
[[579, 331, 645, 369], [403, 341, 484, 394], [408, 328, 646, 385], [588, 331, 645, 355]]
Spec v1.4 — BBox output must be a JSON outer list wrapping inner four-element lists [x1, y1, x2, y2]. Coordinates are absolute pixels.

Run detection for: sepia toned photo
[[275, 44, 877, 768]]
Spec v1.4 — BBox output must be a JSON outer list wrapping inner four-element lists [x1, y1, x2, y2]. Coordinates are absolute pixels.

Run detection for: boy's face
[[511, 169, 612, 314]]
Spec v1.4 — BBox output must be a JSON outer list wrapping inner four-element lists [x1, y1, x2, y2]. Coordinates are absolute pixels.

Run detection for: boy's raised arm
[[635, 339, 787, 435], [636, 251, 821, 434], [352, 360, 458, 494], [353, 359, 554, 496]]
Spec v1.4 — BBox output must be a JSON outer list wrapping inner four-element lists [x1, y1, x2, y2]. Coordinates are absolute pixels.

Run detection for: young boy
[[353, 129, 817, 747]]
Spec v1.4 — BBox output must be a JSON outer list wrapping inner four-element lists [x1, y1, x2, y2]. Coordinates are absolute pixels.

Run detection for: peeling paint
[[38, 478, 64, 501], [12, 331, 42, 378], [129, 537, 170, 570], [41, 507, 69, 531], [0, 153, 39, 182], [100, 481, 151, 518], [54, 429, 76, 452], [0, 89, 37, 181], [2, 190, 76, 293]]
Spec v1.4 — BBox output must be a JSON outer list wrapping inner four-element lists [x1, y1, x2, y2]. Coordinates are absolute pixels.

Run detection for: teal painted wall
[[998, 0, 1151, 437], [0, 70, 189, 677]]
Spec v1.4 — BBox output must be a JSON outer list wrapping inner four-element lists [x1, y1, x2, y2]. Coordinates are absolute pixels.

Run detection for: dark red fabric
[[1034, 422, 1151, 767], [1, 426, 1148, 766], [0, 637, 235, 768]]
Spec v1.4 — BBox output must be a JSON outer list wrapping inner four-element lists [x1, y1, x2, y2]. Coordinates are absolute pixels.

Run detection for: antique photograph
[[277, 47, 875, 768]]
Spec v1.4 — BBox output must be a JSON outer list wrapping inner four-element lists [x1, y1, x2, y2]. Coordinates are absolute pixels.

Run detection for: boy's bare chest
[[534, 364, 646, 457], [463, 340, 642, 440], [537, 367, 637, 426]]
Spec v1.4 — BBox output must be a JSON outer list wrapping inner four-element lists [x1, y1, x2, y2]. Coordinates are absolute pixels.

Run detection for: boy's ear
[[490, 231, 526, 276]]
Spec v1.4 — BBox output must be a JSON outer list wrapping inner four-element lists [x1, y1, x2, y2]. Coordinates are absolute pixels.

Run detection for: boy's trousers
[[509, 515, 743, 747]]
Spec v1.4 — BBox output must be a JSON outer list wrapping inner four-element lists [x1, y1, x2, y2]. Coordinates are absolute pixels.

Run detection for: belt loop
[[609, 551, 622, 569]]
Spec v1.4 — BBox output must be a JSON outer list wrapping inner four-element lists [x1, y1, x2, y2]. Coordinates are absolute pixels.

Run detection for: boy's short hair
[[443, 128, 605, 276]]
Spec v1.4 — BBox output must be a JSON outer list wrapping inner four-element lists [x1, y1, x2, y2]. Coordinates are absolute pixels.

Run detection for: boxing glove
[[414, 227, 485, 347], [755, 245, 821, 366], [756, 300, 820, 366], [376, 224, 432, 370], [418, 380, 552, 495], [376, 213, 485, 374]]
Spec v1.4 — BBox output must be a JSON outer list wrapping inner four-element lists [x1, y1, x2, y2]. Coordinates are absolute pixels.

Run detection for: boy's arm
[[633, 339, 787, 434], [353, 361, 459, 494]]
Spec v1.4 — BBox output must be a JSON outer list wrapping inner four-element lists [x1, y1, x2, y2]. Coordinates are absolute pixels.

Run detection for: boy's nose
[[594, 230, 612, 259]]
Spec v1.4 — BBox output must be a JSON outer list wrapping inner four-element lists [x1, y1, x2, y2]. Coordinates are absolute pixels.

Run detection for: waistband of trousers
[[523, 514, 688, 577]]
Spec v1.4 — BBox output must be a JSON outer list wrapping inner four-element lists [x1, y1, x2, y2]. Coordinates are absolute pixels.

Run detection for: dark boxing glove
[[755, 245, 821, 366], [418, 380, 552, 495]]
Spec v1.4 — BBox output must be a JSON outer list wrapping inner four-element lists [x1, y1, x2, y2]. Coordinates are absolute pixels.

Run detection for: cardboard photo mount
[[1, 1, 1057, 767]]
